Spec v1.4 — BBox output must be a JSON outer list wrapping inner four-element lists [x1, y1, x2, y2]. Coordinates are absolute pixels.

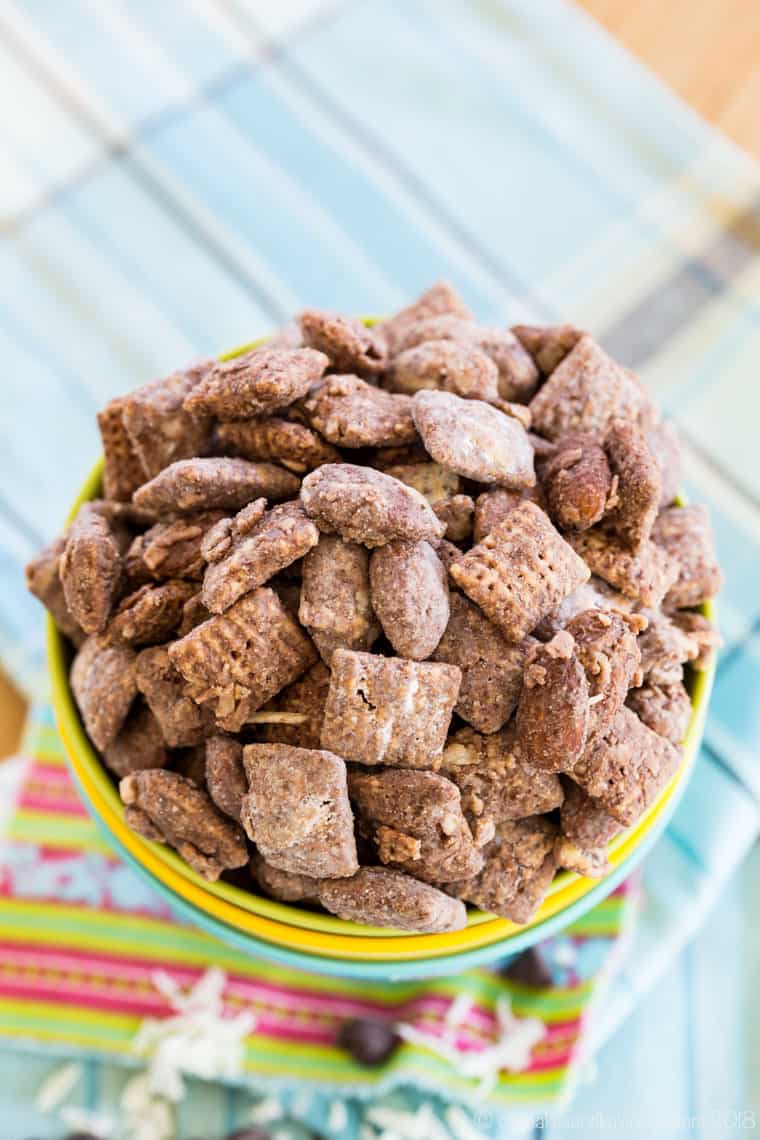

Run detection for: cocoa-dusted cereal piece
[[257, 661, 331, 750], [441, 724, 563, 828], [638, 609, 698, 685], [412, 390, 535, 489], [215, 416, 340, 473], [369, 540, 449, 660], [571, 705, 681, 826], [103, 702, 168, 778], [299, 534, 379, 662], [132, 457, 299, 514], [565, 608, 643, 740], [349, 768, 483, 883], [205, 735, 246, 821], [106, 580, 197, 646], [529, 335, 654, 440], [432, 593, 534, 733], [533, 577, 635, 641], [627, 682, 691, 744], [670, 609, 722, 670], [447, 817, 558, 924], [300, 463, 444, 548], [601, 420, 661, 550], [516, 632, 589, 772], [172, 743, 208, 787], [201, 502, 319, 614], [120, 769, 248, 881], [252, 853, 322, 904], [321, 649, 460, 769], [302, 374, 418, 448], [472, 486, 545, 545], [511, 323, 584, 377], [383, 462, 473, 542], [60, 504, 122, 635], [184, 347, 329, 418], [135, 645, 210, 748], [318, 866, 467, 933], [177, 592, 211, 637], [25, 536, 84, 643], [569, 529, 679, 608], [299, 310, 387, 376], [169, 588, 317, 732], [646, 420, 681, 508], [554, 836, 610, 879], [70, 636, 137, 752], [393, 316, 539, 402], [121, 362, 213, 479], [434, 495, 475, 543], [124, 805, 165, 843], [126, 511, 226, 582], [241, 743, 358, 878], [434, 537, 464, 574], [559, 778, 620, 848], [389, 340, 500, 402], [98, 397, 147, 502], [652, 505, 723, 608], [450, 501, 590, 642], [542, 433, 613, 532], [379, 281, 473, 356], [382, 461, 461, 504]]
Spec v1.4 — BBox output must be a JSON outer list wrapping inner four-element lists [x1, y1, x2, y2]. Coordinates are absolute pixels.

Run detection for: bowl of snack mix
[[32, 283, 722, 979]]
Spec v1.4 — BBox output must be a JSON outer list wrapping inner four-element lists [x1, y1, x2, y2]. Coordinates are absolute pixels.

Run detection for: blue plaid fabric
[[1, 1, 758, 1135]]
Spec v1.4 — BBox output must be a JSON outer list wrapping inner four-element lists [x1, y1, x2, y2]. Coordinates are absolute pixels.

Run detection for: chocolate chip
[[337, 1016, 401, 1066], [501, 946, 553, 988]]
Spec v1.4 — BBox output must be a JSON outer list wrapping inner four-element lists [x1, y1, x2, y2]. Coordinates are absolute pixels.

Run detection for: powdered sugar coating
[[321, 649, 460, 769], [369, 540, 449, 660], [412, 390, 535, 488], [300, 463, 444, 548]]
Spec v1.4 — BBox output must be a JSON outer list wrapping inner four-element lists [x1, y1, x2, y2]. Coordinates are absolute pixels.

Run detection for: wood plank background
[[2, 0, 759, 761]]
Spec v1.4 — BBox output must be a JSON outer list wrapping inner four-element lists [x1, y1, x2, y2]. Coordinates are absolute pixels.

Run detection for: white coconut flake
[[133, 968, 256, 1103], [444, 993, 472, 1036], [366, 1103, 450, 1140], [119, 1071, 175, 1140], [396, 998, 544, 1090], [328, 1099, 349, 1132], [445, 1104, 489, 1140], [291, 1089, 313, 1117], [553, 939, 577, 967], [588, 693, 605, 706], [35, 1061, 82, 1113], [60, 1104, 117, 1138], [248, 1095, 285, 1124]]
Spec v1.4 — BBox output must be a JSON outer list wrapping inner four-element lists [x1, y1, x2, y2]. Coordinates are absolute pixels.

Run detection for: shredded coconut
[[35, 1061, 82, 1113], [328, 1099, 350, 1132], [397, 997, 544, 1092], [133, 967, 256, 1103], [444, 993, 473, 1037], [445, 1104, 489, 1140], [248, 1095, 285, 1124], [60, 1104, 118, 1138], [366, 1102, 450, 1140], [120, 1072, 174, 1140]]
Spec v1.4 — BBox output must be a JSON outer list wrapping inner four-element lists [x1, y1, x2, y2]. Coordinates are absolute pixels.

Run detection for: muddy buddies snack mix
[[30, 283, 722, 932]]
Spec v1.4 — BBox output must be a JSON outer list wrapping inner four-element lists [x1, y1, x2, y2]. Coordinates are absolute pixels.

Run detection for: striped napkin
[[0, 709, 635, 1137]]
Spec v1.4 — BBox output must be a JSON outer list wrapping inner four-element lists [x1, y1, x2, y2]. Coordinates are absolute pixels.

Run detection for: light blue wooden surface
[[0, 0, 758, 1135]]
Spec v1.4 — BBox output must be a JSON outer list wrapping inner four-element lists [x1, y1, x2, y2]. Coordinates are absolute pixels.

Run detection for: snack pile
[[27, 284, 723, 934]]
